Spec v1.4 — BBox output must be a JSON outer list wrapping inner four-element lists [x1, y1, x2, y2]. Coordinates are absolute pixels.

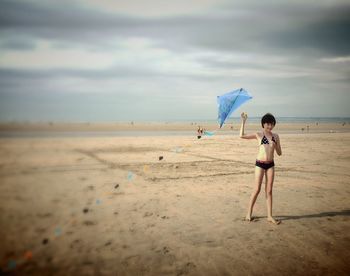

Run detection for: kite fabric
[[217, 88, 252, 128]]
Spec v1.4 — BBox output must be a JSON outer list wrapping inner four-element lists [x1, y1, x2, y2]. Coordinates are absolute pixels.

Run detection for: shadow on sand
[[277, 209, 350, 221], [251, 209, 350, 221]]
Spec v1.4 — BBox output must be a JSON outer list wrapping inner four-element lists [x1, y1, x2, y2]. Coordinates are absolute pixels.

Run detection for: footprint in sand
[[82, 260, 94, 266], [163, 246, 170, 254], [70, 239, 82, 249], [144, 212, 153, 217], [121, 255, 141, 267], [104, 241, 112, 246], [161, 215, 169, 219], [83, 220, 96, 226], [177, 262, 196, 275], [37, 213, 52, 218]]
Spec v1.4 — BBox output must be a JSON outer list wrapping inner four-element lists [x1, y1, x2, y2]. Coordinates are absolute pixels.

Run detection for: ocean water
[[169, 117, 350, 124], [0, 117, 349, 138]]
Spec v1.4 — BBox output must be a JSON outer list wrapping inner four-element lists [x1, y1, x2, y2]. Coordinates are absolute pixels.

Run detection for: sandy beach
[[0, 126, 350, 275], [1, 0, 350, 274]]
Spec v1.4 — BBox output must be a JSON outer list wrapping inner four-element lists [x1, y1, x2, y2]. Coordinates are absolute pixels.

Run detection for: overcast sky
[[0, 0, 349, 122]]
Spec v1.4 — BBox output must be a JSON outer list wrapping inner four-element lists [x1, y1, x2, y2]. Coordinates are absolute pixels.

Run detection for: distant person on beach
[[239, 112, 282, 225], [197, 126, 203, 139]]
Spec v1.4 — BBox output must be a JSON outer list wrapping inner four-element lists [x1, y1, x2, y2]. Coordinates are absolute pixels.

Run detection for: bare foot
[[243, 215, 254, 222], [267, 216, 281, 225]]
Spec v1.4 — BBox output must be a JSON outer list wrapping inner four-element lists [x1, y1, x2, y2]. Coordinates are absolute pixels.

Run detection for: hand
[[241, 112, 248, 122]]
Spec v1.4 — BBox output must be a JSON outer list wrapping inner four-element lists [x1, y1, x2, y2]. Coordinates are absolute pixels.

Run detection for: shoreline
[[0, 129, 349, 139], [0, 122, 349, 136]]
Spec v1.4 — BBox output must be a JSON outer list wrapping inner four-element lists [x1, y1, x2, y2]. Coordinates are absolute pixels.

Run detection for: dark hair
[[261, 113, 276, 128]]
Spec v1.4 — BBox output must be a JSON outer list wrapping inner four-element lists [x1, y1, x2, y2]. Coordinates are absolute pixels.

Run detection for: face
[[263, 123, 275, 132]]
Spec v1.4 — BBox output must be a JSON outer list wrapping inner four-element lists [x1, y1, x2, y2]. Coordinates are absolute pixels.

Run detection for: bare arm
[[239, 112, 257, 139], [275, 134, 282, 155]]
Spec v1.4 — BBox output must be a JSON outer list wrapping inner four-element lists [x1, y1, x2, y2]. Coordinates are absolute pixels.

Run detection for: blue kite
[[217, 88, 252, 128]]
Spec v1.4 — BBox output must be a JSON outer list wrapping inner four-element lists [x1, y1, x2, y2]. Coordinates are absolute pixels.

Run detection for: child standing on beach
[[239, 112, 282, 225]]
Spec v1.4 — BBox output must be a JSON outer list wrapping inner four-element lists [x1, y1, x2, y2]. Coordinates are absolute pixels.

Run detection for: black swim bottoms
[[255, 160, 275, 170]]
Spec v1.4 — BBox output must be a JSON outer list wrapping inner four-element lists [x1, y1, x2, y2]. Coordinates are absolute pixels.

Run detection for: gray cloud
[[0, 66, 227, 83], [0, 0, 349, 121], [1, 0, 349, 55], [0, 36, 36, 50], [264, 8, 350, 56]]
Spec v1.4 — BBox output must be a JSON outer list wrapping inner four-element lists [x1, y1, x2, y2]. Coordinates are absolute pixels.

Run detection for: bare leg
[[265, 167, 281, 225], [264, 170, 267, 196], [245, 166, 265, 221]]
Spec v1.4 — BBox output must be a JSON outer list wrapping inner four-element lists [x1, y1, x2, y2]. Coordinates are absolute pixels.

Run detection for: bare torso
[[256, 131, 277, 161]]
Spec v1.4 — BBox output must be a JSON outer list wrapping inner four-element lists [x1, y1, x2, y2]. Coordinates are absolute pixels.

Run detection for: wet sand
[[0, 131, 350, 275]]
